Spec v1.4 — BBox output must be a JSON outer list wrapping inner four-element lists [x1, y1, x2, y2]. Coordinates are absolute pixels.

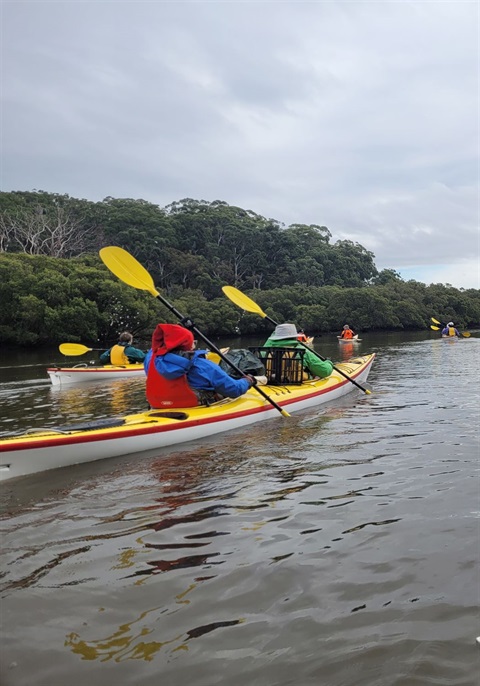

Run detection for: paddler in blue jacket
[[441, 322, 461, 337], [144, 324, 264, 408]]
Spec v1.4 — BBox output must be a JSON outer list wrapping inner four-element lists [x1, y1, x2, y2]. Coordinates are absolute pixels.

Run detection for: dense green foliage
[[0, 191, 378, 292], [1, 191, 478, 346]]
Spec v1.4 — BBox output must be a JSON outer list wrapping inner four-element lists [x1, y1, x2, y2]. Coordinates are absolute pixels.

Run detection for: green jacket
[[262, 336, 334, 379]]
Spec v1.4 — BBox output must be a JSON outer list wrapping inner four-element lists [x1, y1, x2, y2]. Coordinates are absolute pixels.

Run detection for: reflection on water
[[338, 341, 356, 360], [1, 334, 479, 686], [65, 606, 243, 662], [50, 377, 148, 421], [0, 376, 148, 437]]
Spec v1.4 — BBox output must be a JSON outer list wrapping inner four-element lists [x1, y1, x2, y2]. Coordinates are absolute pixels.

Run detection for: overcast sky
[[2, 1, 479, 288]]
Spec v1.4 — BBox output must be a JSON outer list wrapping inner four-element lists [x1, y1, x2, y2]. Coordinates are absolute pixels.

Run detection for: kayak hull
[[1, 354, 375, 481], [47, 364, 145, 385]]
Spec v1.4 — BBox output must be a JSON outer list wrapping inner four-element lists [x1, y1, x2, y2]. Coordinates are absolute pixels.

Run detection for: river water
[[1, 332, 479, 686]]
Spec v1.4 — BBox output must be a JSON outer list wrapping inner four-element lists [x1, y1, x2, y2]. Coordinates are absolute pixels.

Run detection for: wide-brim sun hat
[[269, 323, 298, 340], [447, 322, 454, 327]]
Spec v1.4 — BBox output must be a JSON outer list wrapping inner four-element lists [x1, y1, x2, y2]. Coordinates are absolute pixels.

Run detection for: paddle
[[430, 319, 470, 337], [222, 286, 371, 395], [59, 343, 106, 356], [99, 247, 290, 417]]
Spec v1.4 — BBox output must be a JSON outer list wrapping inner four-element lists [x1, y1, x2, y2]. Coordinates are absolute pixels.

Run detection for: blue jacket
[[144, 349, 252, 398], [441, 326, 460, 337]]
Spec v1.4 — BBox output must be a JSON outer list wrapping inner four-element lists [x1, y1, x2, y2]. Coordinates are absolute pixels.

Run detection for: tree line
[[0, 190, 478, 346]]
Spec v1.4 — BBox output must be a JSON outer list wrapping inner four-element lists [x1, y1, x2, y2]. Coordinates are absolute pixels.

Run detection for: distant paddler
[[441, 322, 461, 338], [339, 324, 355, 340], [99, 331, 146, 365], [297, 329, 308, 343], [430, 317, 470, 338]]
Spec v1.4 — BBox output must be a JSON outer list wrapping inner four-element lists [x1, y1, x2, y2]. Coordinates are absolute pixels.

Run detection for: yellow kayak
[[0, 354, 375, 482]]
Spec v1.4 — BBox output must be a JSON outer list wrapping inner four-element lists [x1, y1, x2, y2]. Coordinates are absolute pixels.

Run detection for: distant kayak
[[47, 350, 231, 385], [337, 335, 361, 343], [47, 364, 145, 386]]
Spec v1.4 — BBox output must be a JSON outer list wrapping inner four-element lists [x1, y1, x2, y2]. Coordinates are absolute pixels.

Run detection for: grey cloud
[[1, 2, 478, 287]]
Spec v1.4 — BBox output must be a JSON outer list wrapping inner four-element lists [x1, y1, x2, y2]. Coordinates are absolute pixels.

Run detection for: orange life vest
[[146, 354, 199, 408], [110, 344, 130, 365], [342, 329, 354, 339]]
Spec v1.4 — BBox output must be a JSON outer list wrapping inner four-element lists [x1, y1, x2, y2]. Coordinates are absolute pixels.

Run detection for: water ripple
[[1, 337, 479, 685]]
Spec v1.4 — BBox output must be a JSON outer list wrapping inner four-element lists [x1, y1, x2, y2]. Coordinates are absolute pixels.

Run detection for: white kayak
[[47, 348, 231, 386], [337, 335, 361, 343], [47, 363, 145, 386]]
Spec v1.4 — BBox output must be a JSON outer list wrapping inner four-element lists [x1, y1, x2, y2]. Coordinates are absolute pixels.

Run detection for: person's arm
[[213, 369, 253, 398], [194, 358, 253, 398], [143, 350, 152, 374], [99, 349, 111, 365], [303, 349, 334, 378], [125, 345, 146, 363]]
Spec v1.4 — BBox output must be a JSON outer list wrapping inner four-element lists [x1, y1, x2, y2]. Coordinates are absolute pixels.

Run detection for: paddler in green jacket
[[263, 323, 333, 379], [99, 332, 146, 365]]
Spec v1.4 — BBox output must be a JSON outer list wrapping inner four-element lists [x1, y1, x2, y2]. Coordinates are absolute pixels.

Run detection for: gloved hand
[[253, 375, 268, 386]]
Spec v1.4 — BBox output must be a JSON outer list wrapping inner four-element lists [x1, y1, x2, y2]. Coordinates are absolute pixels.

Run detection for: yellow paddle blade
[[59, 343, 92, 356], [99, 246, 159, 297], [206, 347, 230, 364], [462, 332, 471, 337], [430, 325, 441, 331], [431, 317, 442, 325], [222, 286, 267, 318]]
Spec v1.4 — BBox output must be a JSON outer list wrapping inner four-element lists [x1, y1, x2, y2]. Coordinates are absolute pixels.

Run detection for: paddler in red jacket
[[297, 329, 308, 343], [340, 324, 355, 340], [144, 324, 266, 409]]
